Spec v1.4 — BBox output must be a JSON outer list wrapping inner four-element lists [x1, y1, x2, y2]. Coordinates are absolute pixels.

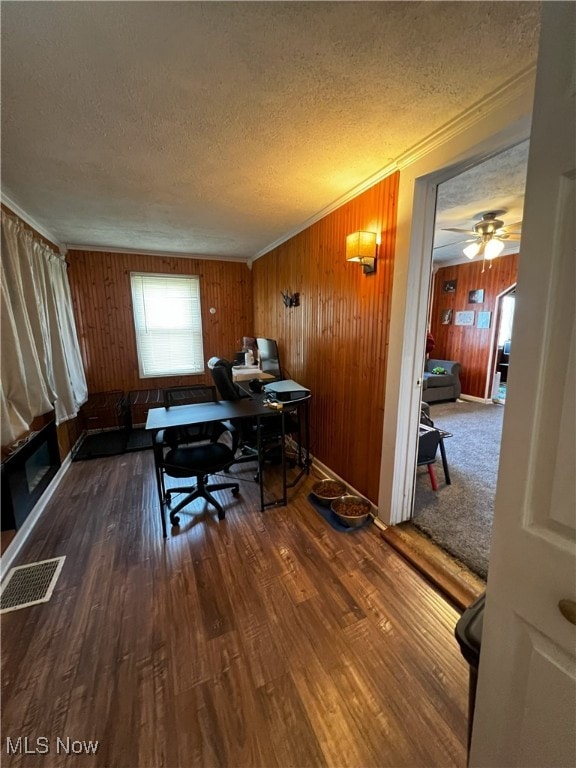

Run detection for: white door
[[470, 4, 576, 767]]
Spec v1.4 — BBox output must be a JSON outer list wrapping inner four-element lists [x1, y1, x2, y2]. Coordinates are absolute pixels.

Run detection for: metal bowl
[[331, 495, 372, 528], [311, 478, 347, 507]]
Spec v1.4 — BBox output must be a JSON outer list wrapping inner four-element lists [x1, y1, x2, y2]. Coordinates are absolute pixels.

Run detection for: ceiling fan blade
[[504, 234, 522, 241], [433, 238, 474, 250], [441, 227, 476, 235]]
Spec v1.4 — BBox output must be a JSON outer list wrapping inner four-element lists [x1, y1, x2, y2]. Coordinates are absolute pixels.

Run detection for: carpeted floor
[[412, 399, 504, 580]]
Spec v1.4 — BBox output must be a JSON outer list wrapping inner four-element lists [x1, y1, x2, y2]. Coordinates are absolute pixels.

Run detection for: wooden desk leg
[[438, 437, 451, 485]]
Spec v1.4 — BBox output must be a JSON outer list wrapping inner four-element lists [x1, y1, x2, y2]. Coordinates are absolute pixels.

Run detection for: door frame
[[486, 283, 517, 401], [377, 71, 536, 526]]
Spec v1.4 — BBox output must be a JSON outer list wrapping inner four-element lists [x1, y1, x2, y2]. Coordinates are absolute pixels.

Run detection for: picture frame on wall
[[477, 311, 492, 329], [455, 310, 475, 326], [468, 289, 484, 303], [443, 279, 457, 293], [441, 309, 453, 325]]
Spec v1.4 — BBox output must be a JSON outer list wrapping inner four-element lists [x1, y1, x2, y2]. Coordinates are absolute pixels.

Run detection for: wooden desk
[[146, 396, 310, 535]]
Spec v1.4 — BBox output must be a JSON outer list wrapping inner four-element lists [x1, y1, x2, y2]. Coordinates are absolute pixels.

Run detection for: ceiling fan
[[442, 210, 522, 267]]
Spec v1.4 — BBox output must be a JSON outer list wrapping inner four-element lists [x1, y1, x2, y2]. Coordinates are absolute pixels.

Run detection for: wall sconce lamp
[[346, 231, 377, 274]]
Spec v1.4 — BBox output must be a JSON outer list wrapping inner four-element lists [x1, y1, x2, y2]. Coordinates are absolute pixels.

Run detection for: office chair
[[155, 420, 240, 526], [207, 357, 297, 475], [208, 357, 261, 465], [162, 385, 226, 445]]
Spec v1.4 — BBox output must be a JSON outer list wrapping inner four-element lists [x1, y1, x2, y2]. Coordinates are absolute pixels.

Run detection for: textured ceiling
[[1, 2, 541, 260], [433, 140, 530, 264]]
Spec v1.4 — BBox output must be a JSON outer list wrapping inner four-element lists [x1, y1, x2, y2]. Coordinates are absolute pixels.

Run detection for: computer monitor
[[256, 338, 282, 380]]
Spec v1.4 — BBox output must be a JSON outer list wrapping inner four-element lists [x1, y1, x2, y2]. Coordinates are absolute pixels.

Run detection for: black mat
[[125, 428, 153, 452], [308, 494, 372, 533], [73, 429, 152, 461], [73, 431, 127, 461]]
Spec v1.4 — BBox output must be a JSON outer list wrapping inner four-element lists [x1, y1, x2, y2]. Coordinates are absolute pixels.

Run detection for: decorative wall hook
[[281, 290, 300, 308]]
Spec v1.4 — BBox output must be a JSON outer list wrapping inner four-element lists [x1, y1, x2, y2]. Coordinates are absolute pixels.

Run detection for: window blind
[[130, 273, 204, 377]]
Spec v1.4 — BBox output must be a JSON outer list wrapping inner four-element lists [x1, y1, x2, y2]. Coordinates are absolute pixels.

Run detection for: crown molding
[[1, 193, 63, 250], [250, 63, 536, 265], [66, 243, 251, 265], [396, 64, 536, 171]]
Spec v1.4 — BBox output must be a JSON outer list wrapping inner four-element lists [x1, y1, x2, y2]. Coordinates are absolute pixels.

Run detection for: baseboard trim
[[0, 453, 72, 577], [459, 394, 491, 404]]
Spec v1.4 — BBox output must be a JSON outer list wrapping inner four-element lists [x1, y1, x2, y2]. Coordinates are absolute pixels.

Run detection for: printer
[[263, 379, 310, 402]]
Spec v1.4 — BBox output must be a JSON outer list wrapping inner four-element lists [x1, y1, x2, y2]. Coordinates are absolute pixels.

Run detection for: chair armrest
[[427, 359, 461, 376]]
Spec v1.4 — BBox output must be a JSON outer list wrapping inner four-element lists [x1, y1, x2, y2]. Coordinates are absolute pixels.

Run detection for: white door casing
[[471, 3, 576, 767]]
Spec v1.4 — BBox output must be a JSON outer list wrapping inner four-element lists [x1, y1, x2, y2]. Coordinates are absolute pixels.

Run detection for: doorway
[[407, 144, 528, 582], [491, 288, 516, 404]]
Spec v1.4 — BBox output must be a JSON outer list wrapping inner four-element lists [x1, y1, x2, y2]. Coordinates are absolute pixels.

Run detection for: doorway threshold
[[380, 522, 485, 611]]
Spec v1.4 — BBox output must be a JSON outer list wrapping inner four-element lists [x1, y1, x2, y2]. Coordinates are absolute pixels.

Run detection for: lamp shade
[[484, 238, 505, 259], [346, 231, 377, 263], [463, 241, 481, 259]]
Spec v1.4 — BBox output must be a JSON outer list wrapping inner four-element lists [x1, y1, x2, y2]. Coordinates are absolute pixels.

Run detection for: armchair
[[422, 359, 461, 403]]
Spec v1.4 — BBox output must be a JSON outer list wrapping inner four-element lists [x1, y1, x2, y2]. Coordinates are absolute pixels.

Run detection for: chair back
[[417, 429, 441, 465], [162, 385, 220, 447], [208, 357, 244, 401]]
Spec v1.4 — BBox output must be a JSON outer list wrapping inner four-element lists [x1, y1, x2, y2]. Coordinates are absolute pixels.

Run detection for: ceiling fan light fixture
[[463, 241, 481, 259], [485, 238, 505, 259]]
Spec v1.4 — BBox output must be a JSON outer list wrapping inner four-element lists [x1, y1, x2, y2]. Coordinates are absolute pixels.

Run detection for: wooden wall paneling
[[252, 173, 399, 503], [430, 253, 519, 398], [67, 251, 253, 395]]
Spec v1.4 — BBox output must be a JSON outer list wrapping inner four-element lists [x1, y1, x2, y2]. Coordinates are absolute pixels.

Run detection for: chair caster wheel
[[165, 492, 172, 503], [170, 515, 180, 526], [232, 487, 240, 496], [218, 511, 225, 521], [254, 472, 260, 483]]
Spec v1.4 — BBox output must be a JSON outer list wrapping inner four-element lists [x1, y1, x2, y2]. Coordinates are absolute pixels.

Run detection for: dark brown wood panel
[[67, 250, 253, 393], [430, 253, 519, 398], [1, 454, 468, 768], [252, 173, 399, 503]]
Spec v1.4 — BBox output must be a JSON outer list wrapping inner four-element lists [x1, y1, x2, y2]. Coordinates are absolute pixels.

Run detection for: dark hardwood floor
[[1, 450, 469, 768]]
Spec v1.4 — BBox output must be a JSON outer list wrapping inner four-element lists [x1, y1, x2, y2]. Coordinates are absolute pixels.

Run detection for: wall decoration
[[477, 311, 492, 329], [455, 311, 475, 326], [468, 289, 484, 303], [443, 279, 457, 293], [441, 309, 453, 325]]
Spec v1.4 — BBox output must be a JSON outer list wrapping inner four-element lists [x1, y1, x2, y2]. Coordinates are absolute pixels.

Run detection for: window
[[130, 273, 204, 378]]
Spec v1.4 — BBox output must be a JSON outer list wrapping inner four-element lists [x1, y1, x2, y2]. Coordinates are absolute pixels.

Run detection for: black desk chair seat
[[162, 440, 239, 525]]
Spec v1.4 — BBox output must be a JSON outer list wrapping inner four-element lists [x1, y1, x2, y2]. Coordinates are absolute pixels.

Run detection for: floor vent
[[0, 556, 65, 613]]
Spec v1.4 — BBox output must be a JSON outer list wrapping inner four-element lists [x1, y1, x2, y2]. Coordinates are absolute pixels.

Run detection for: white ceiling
[[433, 139, 530, 264], [1, 2, 541, 261]]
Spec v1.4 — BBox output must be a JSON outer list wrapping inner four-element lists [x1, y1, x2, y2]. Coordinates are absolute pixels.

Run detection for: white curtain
[[1, 212, 88, 445]]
